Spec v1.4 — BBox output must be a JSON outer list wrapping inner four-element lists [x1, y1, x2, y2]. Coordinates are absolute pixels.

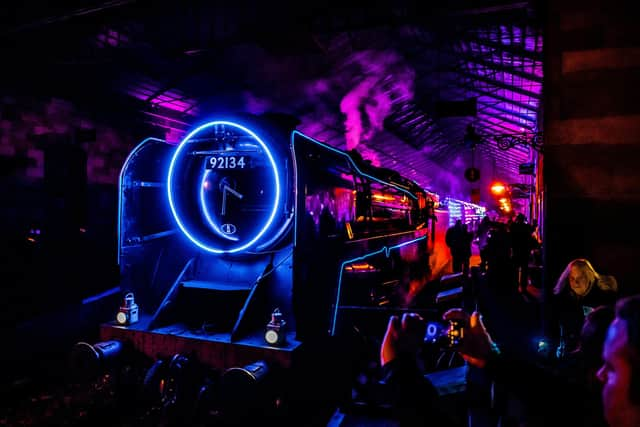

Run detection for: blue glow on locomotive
[[167, 120, 281, 254], [291, 131, 418, 200], [330, 235, 427, 336], [290, 130, 420, 249], [117, 137, 165, 263]]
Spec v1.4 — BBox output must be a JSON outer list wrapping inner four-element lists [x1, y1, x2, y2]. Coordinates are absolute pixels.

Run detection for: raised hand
[[380, 313, 426, 366]]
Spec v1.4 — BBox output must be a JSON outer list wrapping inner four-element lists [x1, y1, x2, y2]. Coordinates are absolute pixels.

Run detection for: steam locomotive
[[75, 114, 443, 423]]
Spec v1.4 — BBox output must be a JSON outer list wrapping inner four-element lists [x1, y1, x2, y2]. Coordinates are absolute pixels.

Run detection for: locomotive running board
[[100, 314, 302, 370]]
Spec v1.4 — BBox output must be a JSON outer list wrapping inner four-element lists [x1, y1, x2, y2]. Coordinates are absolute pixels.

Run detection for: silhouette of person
[[445, 220, 472, 275], [475, 216, 491, 272], [510, 213, 535, 293], [596, 295, 640, 427]]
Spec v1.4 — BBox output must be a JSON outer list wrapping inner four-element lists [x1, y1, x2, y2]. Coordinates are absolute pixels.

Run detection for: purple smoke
[[339, 50, 415, 152]]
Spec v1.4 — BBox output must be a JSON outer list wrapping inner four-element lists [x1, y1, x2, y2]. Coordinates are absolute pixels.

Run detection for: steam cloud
[[236, 44, 477, 200], [338, 50, 415, 152]]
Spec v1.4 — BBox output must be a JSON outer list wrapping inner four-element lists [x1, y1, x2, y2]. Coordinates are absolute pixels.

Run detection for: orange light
[[490, 182, 507, 196], [345, 222, 354, 240], [345, 262, 377, 272], [372, 192, 395, 201]]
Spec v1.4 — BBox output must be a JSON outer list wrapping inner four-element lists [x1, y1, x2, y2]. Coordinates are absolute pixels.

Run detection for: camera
[[424, 319, 465, 349]]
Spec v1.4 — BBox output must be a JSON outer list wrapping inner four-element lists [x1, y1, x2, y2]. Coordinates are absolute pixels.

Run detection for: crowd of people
[[379, 224, 636, 427], [445, 214, 540, 295], [379, 294, 638, 426]]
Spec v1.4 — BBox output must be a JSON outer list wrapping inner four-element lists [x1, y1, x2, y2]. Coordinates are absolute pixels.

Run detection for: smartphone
[[424, 320, 464, 349]]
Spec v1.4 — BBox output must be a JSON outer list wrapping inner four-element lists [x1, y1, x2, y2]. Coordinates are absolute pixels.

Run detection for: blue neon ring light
[[167, 120, 281, 253]]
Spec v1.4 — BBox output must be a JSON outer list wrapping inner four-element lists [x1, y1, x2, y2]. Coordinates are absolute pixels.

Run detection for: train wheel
[[142, 359, 166, 403]]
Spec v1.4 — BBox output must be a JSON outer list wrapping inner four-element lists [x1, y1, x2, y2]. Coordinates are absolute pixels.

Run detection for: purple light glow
[[482, 116, 522, 133], [339, 50, 415, 152], [126, 78, 198, 115], [164, 128, 185, 144], [304, 79, 330, 97], [244, 91, 273, 115], [357, 146, 381, 167], [96, 28, 129, 48]]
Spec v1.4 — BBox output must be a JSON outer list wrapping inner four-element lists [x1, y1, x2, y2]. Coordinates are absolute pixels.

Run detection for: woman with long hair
[[552, 259, 618, 354]]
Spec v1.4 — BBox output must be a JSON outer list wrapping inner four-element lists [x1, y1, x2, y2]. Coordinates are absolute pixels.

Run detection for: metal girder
[[474, 121, 525, 137], [457, 69, 541, 99], [410, 33, 541, 84], [476, 145, 518, 169], [479, 113, 531, 133], [477, 105, 535, 129], [476, 118, 525, 138], [477, 100, 536, 123], [388, 108, 419, 124], [367, 143, 428, 182], [478, 151, 521, 175], [455, 48, 542, 83], [387, 102, 451, 147], [144, 71, 194, 104], [429, 144, 463, 163], [477, 150, 517, 170], [413, 121, 443, 143], [439, 77, 539, 113], [458, 33, 543, 62], [393, 123, 447, 150]]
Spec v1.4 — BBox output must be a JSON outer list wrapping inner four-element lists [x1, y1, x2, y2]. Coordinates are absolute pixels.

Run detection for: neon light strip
[[82, 286, 121, 305], [291, 130, 417, 200], [330, 235, 427, 336], [199, 170, 239, 241], [291, 132, 301, 247], [167, 121, 280, 254], [255, 211, 294, 251], [117, 137, 166, 264]]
